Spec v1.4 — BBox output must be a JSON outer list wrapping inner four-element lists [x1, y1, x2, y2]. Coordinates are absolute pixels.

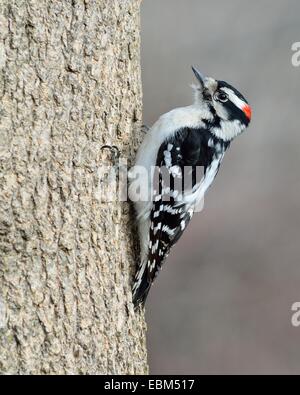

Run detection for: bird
[[129, 67, 252, 308]]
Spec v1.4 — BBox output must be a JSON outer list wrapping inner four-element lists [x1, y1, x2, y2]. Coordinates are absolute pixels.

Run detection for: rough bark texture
[[0, 0, 147, 374]]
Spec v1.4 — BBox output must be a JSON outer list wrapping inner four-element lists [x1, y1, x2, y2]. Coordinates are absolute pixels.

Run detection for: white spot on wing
[[163, 150, 172, 167], [154, 211, 160, 218], [169, 165, 182, 178], [153, 222, 162, 234], [208, 138, 214, 147], [162, 225, 175, 236]]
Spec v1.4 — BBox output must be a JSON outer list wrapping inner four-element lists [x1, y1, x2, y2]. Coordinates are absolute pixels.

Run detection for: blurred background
[[141, 0, 300, 374]]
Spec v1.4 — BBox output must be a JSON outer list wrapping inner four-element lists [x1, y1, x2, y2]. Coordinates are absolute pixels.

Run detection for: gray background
[[141, 0, 300, 374]]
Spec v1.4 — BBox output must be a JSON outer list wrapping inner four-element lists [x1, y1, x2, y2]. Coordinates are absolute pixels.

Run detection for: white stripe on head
[[213, 100, 229, 120], [220, 87, 247, 111]]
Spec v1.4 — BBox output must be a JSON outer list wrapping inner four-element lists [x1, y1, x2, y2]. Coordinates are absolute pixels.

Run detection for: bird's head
[[192, 66, 251, 141]]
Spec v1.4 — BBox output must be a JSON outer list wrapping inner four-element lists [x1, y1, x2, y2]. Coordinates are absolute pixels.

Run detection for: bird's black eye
[[214, 91, 228, 103]]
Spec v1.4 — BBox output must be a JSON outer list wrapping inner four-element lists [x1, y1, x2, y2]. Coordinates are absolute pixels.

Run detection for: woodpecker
[[130, 67, 252, 307]]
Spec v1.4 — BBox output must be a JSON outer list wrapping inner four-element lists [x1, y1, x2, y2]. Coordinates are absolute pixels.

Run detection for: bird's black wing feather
[[132, 127, 228, 307]]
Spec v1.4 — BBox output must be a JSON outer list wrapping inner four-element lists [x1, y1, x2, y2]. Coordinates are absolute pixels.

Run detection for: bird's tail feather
[[132, 260, 151, 308]]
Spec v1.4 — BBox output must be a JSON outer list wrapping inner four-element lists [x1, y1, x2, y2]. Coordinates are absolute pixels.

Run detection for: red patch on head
[[243, 104, 252, 121]]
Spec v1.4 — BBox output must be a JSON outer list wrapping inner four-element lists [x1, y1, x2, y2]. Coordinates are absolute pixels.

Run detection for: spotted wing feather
[[132, 128, 228, 307]]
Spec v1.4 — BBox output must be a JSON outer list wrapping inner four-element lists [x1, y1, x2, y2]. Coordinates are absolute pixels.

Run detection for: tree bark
[[0, 0, 147, 374]]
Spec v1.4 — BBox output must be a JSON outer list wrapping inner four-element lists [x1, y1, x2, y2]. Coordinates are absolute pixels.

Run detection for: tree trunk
[[0, 0, 147, 374]]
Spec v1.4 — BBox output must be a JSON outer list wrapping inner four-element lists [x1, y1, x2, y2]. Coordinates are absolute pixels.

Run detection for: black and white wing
[[132, 127, 228, 307]]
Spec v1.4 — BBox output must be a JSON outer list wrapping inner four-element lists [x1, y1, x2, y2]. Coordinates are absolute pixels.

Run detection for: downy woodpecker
[[130, 67, 251, 307]]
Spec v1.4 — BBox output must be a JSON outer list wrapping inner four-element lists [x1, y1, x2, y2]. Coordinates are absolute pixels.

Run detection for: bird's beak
[[191, 66, 206, 87]]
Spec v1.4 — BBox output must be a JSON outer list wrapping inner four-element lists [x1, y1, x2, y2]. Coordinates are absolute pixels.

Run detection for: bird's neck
[[192, 100, 214, 123]]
